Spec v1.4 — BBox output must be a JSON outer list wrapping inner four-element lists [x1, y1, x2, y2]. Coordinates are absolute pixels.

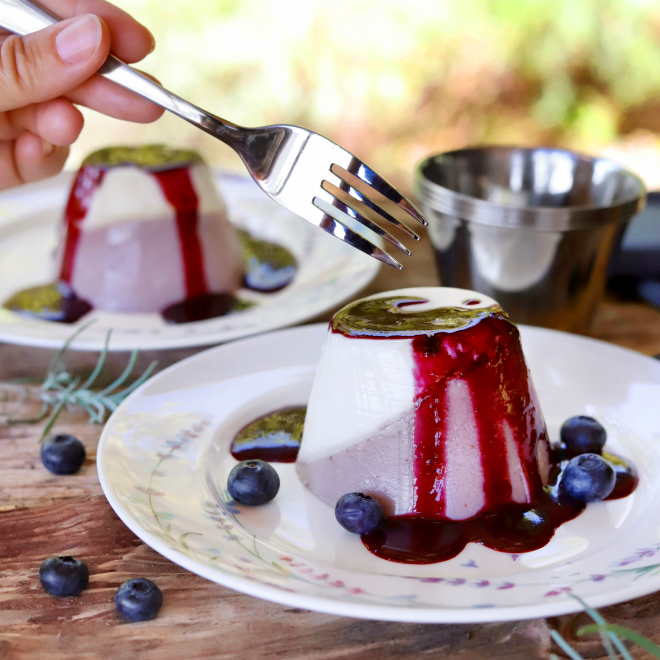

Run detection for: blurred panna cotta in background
[[56, 145, 244, 314], [297, 287, 550, 520]]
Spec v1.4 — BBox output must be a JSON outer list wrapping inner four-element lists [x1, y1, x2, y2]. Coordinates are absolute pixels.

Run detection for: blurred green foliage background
[[72, 0, 660, 190]]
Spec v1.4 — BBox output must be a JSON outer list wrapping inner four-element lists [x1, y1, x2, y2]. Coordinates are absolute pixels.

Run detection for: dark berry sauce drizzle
[[59, 166, 105, 284], [362, 456, 637, 566], [153, 166, 245, 324], [410, 317, 546, 518], [153, 168, 209, 298]]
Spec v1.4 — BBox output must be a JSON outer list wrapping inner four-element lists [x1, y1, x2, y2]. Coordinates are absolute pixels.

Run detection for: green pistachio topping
[[83, 145, 203, 170], [332, 295, 510, 338], [232, 408, 306, 451], [4, 283, 65, 316], [232, 298, 258, 312], [237, 230, 297, 270], [602, 452, 634, 471]]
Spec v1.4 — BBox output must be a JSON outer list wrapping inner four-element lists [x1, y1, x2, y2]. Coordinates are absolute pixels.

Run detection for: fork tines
[[312, 156, 427, 270]]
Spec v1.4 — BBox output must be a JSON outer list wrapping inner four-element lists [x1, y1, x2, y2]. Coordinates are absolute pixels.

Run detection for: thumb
[[0, 15, 110, 112]]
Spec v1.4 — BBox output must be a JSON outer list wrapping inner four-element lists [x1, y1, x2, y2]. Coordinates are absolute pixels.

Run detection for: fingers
[[0, 2, 162, 123], [0, 135, 69, 190], [1, 89, 156, 145], [0, 15, 111, 112], [14, 132, 70, 183], [66, 70, 165, 123], [0, 99, 84, 145], [0, 1, 162, 192], [28, 0, 155, 64], [35, 99, 85, 145]]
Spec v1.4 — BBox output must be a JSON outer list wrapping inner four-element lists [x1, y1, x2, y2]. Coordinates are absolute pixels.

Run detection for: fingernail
[[55, 15, 102, 65], [42, 140, 55, 157]]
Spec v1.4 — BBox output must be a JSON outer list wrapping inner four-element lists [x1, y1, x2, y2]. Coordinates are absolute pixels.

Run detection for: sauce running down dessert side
[[3, 146, 297, 324], [230, 295, 639, 564], [361, 447, 637, 564]]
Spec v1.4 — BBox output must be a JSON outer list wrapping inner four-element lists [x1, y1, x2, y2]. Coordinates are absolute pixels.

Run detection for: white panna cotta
[[55, 146, 244, 313], [296, 287, 549, 520]]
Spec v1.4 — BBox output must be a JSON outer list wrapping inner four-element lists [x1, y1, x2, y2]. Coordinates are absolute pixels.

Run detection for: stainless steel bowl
[[415, 146, 647, 332]]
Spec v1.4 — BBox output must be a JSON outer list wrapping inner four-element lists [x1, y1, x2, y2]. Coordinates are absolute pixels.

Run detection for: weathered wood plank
[[0, 496, 551, 660], [590, 298, 660, 356]]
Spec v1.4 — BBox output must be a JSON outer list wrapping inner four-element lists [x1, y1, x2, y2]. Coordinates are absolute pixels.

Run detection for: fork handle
[[0, 0, 242, 144]]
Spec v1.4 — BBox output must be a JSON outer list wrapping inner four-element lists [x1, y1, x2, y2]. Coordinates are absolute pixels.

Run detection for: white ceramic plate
[[98, 323, 660, 623], [0, 172, 379, 351]]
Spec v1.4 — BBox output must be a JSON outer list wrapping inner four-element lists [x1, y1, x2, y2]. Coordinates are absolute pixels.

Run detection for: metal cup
[[415, 146, 646, 333]]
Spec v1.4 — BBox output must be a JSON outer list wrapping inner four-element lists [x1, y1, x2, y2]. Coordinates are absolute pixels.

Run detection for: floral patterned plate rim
[[0, 171, 379, 351], [97, 322, 660, 623]]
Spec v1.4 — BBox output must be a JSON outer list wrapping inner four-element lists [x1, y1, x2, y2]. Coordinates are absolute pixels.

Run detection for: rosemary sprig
[[550, 593, 660, 660], [0, 323, 157, 442]]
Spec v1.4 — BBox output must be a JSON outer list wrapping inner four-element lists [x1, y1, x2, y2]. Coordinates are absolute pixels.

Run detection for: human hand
[[0, 0, 164, 190]]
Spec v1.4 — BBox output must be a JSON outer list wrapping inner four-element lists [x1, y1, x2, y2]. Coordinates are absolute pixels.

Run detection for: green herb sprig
[[0, 323, 157, 442], [550, 594, 660, 660]]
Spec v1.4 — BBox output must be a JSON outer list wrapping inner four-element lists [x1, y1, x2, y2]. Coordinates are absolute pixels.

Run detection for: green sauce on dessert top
[[83, 145, 202, 170], [332, 296, 509, 338]]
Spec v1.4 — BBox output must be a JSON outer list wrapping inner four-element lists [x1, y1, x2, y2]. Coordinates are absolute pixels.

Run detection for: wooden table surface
[[1, 236, 660, 660]]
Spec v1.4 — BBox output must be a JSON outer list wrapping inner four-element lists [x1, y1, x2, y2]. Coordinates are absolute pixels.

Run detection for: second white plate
[[0, 172, 379, 351]]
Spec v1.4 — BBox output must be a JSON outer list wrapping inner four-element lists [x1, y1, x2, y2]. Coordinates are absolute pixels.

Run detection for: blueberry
[[227, 459, 280, 505], [40, 434, 86, 475], [335, 492, 383, 534], [39, 556, 89, 597], [115, 578, 163, 622], [560, 416, 607, 454], [561, 454, 615, 503]]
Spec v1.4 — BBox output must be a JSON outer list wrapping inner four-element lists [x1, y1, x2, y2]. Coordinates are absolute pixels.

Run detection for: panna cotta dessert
[[4, 145, 300, 323], [227, 287, 638, 563], [56, 145, 244, 314], [296, 287, 549, 520]]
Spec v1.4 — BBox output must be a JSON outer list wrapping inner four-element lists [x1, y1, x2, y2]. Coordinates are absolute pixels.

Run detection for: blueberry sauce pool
[[237, 230, 297, 293], [162, 294, 255, 324], [361, 498, 585, 564], [361, 450, 638, 564], [605, 452, 639, 499]]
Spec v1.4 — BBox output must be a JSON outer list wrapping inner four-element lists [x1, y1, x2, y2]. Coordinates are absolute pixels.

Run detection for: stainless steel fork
[[0, 0, 427, 269]]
